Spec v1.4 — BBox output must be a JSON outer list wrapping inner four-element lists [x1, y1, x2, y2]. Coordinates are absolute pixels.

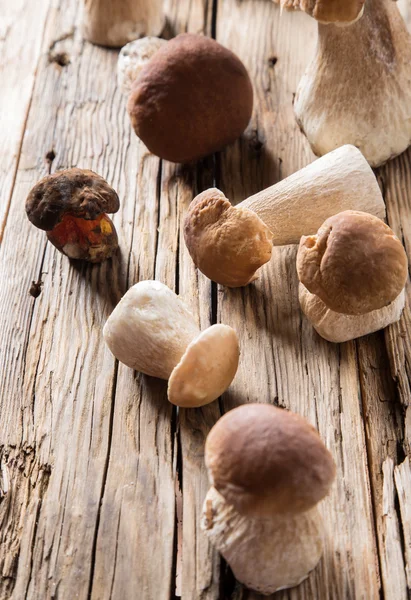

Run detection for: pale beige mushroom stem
[[203, 487, 324, 595], [272, 0, 365, 24], [240, 144, 385, 245], [294, 0, 411, 166], [82, 0, 165, 47], [103, 281, 240, 407], [184, 145, 386, 287]]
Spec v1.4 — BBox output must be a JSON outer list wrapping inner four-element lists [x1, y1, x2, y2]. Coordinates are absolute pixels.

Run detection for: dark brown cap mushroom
[[26, 169, 120, 263], [127, 33, 253, 163]]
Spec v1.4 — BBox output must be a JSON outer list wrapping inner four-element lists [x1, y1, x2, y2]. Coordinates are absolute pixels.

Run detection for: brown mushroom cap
[[184, 189, 273, 287], [127, 33, 253, 163], [274, 0, 365, 24], [26, 168, 120, 231], [297, 210, 408, 316], [205, 404, 336, 517], [168, 324, 239, 408]]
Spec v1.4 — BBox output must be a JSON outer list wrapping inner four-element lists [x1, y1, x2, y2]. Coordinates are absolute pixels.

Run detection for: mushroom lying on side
[[297, 211, 408, 342], [184, 145, 385, 286], [103, 281, 240, 407], [26, 169, 119, 263], [275, 0, 411, 166], [202, 404, 336, 594], [124, 33, 253, 163], [82, 0, 165, 47]]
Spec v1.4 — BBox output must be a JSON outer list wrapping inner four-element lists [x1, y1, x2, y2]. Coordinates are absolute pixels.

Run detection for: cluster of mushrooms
[[24, 0, 410, 594]]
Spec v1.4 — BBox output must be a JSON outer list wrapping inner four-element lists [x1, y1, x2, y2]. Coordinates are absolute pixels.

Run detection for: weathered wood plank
[[0, 1, 175, 598], [215, 1, 381, 598], [0, 0, 52, 240]]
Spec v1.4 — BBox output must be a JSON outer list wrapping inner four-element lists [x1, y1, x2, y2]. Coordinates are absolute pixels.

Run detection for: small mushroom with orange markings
[[201, 403, 336, 594], [297, 210, 408, 342], [103, 280, 240, 407], [26, 169, 119, 263], [184, 145, 386, 287]]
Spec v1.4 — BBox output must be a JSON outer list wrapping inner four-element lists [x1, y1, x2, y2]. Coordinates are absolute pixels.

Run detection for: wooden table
[[1, 1, 410, 598]]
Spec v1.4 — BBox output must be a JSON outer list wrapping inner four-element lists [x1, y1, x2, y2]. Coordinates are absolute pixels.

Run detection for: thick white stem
[[294, 0, 411, 166], [240, 145, 385, 246], [82, 0, 165, 47], [299, 284, 406, 343], [202, 487, 324, 595]]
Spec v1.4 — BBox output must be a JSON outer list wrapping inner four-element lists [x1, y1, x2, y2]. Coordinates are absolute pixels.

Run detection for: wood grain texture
[[1, 0, 411, 599], [0, 0, 52, 239]]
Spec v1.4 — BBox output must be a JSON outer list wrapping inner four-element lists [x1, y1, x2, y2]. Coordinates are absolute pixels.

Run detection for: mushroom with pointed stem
[[103, 281, 240, 408], [26, 169, 120, 263], [201, 403, 336, 594], [184, 145, 386, 287], [297, 210, 408, 342], [276, 0, 411, 166], [81, 0, 165, 47]]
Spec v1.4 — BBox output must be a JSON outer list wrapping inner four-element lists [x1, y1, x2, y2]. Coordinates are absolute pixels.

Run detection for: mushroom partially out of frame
[[82, 0, 165, 47], [184, 145, 385, 287], [26, 169, 119, 263], [275, 0, 411, 166], [297, 211, 408, 342], [103, 281, 240, 407], [125, 33, 254, 163], [202, 404, 336, 594]]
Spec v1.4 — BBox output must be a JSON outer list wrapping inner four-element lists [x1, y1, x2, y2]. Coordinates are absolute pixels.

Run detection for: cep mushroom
[[202, 403, 336, 594], [103, 280, 240, 407], [184, 145, 386, 286], [81, 0, 165, 47], [126, 33, 254, 163], [275, 0, 411, 166], [297, 210, 408, 342], [26, 169, 119, 263]]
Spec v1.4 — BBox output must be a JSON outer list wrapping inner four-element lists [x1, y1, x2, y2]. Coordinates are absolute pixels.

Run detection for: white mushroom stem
[[299, 284, 406, 343], [103, 281, 240, 407], [240, 145, 385, 245], [294, 0, 411, 167], [202, 487, 324, 595], [82, 0, 165, 47]]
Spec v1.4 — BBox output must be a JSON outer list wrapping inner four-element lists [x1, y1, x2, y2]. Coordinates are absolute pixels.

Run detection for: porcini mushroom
[[103, 280, 240, 407], [127, 33, 254, 163], [201, 403, 336, 594], [184, 145, 386, 286], [297, 210, 408, 342], [279, 0, 411, 166], [26, 169, 119, 263], [81, 0, 165, 48], [117, 37, 167, 96]]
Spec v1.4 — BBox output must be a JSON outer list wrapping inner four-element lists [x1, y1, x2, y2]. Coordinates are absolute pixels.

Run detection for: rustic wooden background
[[1, 0, 411, 598]]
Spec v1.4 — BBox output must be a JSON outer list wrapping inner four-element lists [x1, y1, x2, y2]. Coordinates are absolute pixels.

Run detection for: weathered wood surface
[[0, 1, 410, 599]]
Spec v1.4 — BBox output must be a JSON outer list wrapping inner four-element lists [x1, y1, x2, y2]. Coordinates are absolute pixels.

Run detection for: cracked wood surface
[[0, 1, 411, 599]]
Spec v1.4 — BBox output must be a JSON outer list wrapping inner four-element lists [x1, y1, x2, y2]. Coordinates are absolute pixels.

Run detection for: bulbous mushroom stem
[[103, 281, 240, 407], [272, 0, 365, 24], [202, 487, 324, 595], [299, 284, 406, 343], [294, 0, 411, 166], [82, 0, 165, 48], [184, 145, 385, 287]]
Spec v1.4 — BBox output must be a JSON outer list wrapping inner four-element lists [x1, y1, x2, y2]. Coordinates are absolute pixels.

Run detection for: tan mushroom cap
[[274, 0, 365, 24], [103, 280, 200, 379], [297, 211, 408, 316], [205, 404, 336, 517], [168, 324, 239, 408], [184, 189, 273, 287]]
